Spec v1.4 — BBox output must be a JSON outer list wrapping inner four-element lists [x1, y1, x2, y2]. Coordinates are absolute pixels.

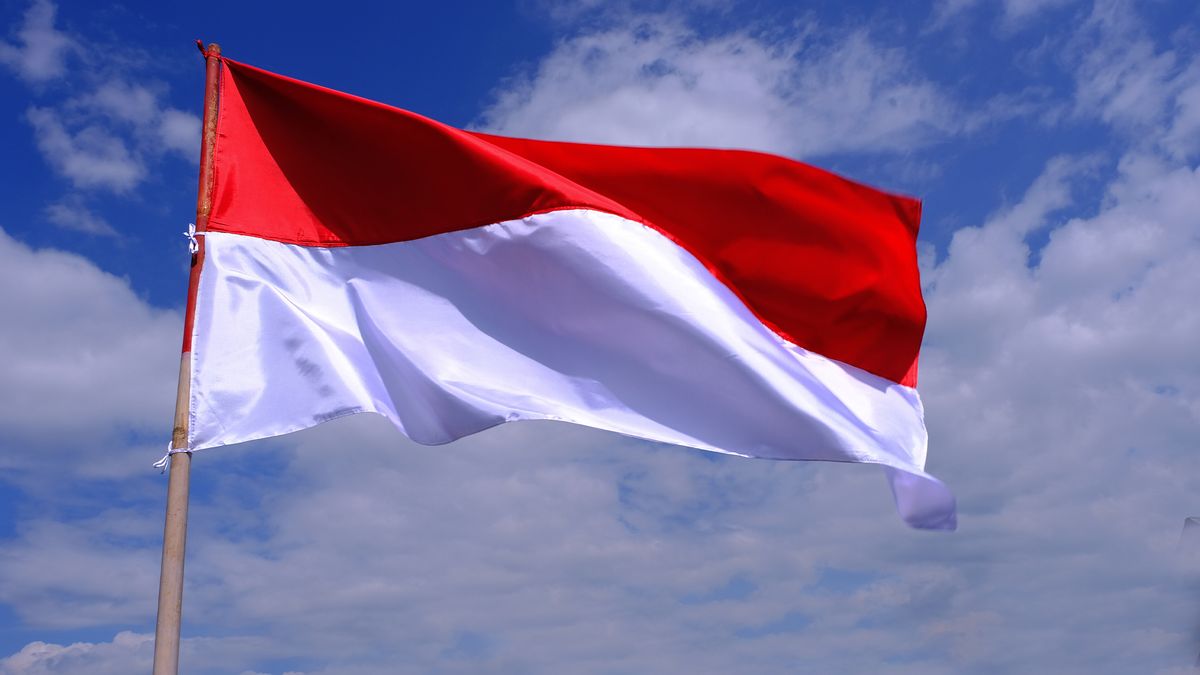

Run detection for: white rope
[[154, 445, 189, 473], [183, 223, 203, 254]]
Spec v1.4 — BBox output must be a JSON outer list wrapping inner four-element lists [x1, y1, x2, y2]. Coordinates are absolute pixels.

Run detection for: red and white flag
[[175, 57, 956, 530]]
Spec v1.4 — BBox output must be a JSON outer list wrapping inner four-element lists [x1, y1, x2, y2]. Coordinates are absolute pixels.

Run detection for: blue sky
[[1, 0, 1199, 673]]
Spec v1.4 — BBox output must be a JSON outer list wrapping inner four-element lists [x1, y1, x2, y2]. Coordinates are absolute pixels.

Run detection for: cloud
[[5, 1, 201, 195], [25, 107, 144, 192], [477, 21, 966, 159], [158, 108, 202, 159], [907, 31, 1200, 661], [1162, 60, 1200, 159], [23, 81, 203, 193], [0, 632, 151, 675], [43, 198, 116, 236], [84, 80, 161, 126], [928, 0, 1078, 32], [0, 632, 277, 675], [76, 80, 203, 162], [1000, 0, 1075, 24], [1065, 0, 1200, 155], [0, 226, 179, 474], [0, 518, 160, 629], [910, 150, 1200, 670], [0, 0, 74, 83]]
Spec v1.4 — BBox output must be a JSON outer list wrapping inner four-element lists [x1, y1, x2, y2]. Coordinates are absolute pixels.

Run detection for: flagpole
[[152, 41, 221, 675]]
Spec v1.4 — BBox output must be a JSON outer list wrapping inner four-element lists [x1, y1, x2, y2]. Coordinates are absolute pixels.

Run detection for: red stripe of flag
[[209, 58, 925, 386]]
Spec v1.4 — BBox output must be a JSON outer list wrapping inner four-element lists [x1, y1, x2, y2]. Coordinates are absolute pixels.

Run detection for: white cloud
[[478, 21, 965, 159], [84, 80, 160, 126], [1066, 0, 1200, 153], [0, 226, 179, 471], [23, 80, 204, 193], [158, 108, 201, 159], [0, 632, 151, 675], [910, 33, 1200, 666], [929, 0, 983, 28], [76, 81, 202, 161], [0, 518, 160, 629], [929, 0, 1078, 31], [0, 0, 73, 83], [43, 198, 116, 236], [5, 2, 201, 194], [909, 149, 1200, 670], [0, 632, 277, 675], [1000, 0, 1076, 25], [25, 107, 144, 192], [1162, 60, 1200, 160]]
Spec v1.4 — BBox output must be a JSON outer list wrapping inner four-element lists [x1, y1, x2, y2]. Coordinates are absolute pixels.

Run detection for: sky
[[0, 0, 1198, 672]]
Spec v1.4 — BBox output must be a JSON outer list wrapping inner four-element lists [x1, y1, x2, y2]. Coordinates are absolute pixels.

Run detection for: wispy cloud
[[929, 0, 1080, 32], [44, 198, 117, 236]]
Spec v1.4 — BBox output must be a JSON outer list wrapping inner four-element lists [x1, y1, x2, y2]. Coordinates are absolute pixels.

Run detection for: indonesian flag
[[176, 57, 956, 530]]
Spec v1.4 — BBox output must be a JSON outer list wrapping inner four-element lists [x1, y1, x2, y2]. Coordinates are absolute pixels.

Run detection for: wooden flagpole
[[152, 41, 221, 675]]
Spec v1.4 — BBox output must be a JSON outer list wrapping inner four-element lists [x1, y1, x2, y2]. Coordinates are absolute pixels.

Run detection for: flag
[[176, 57, 956, 530]]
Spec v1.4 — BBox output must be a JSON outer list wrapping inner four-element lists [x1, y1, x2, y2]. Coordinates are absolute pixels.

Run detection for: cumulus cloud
[[911, 154, 1200, 673], [0, 0, 73, 83], [0, 226, 179, 473], [0, 632, 151, 675], [478, 21, 967, 158]]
